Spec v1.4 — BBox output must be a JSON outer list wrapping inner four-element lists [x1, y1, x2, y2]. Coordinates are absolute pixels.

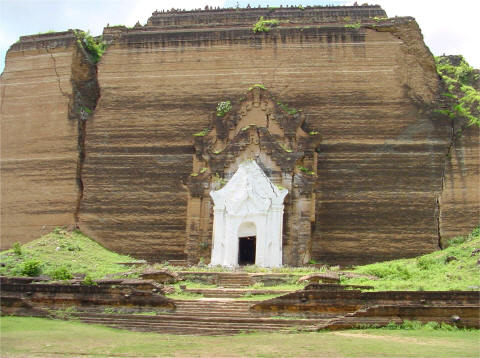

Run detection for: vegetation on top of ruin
[[0, 228, 137, 280], [435, 55, 480, 127], [344, 22, 361, 29], [342, 226, 480, 291], [73, 30, 106, 63], [252, 17, 280, 33]]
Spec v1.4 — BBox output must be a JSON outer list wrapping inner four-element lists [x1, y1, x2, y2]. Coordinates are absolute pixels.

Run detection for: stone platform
[[1, 275, 478, 335]]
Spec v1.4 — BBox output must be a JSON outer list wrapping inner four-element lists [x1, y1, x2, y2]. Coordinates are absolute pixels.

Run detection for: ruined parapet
[[251, 289, 480, 328], [0, 276, 175, 316], [146, 5, 386, 28]]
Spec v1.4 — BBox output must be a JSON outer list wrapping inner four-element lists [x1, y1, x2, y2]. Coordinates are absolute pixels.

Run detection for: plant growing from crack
[[280, 143, 293, 153], [298, 165, 315, 175], [277, 101, 299, 115], [212, 173, 227, 186], [73, 30, 106, 63], [193, 128, 208, 137], [216, 101, 232, 117], [190, 167, 207, 176]]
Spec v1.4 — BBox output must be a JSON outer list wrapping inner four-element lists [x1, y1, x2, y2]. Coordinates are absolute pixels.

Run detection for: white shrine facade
[[210, 161, 288, 267], [185, 87, 321, 266]]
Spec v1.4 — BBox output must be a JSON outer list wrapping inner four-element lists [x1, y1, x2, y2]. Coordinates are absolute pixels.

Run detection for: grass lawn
[[342, 227, 480, 291], [1, 316, 479, 358], [0, 229, 137, 280]]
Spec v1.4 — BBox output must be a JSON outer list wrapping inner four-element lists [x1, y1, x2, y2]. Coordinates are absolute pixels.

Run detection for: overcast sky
[[1, 0, 479, 73]]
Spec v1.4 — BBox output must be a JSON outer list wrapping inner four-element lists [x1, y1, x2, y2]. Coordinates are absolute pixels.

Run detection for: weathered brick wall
[[0, 32, 79, 249], [1, 7, 478, 265], [80, 16, 453, 263]]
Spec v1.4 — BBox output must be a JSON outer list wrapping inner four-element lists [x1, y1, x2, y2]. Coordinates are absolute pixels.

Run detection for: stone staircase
[[74, 299, 325, 335], [182, 288, 290, 298], [216, 272, 253, 288]]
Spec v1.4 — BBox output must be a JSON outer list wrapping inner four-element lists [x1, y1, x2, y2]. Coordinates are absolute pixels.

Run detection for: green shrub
[[435, 56, 480, 126], [82, 274, 96, 285], [277, 101, 299, 115], [12, 242, 22, 256], [400, 320, 423, 330], [423, 321, 441, 330], [363, 262, 412, 280], [344, 22, 361, 29], [446, 235, 468, 247], [216, 101, 232, 117], [50, 266, 73, 280], [252, 17, 279, 33], [416, 256, 439, 270], [439, 322, 458, 331], [193, 128, 208, 137], [74, 30, 106, 63], [385, 321, 399, 330], [21, 260, 42, 277], [297, 166, 315, 175]]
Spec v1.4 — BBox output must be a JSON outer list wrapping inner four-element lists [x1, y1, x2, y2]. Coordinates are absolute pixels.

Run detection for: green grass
[[0, 228, 136, 280], [342, 227, 480, 291], [1, 317, 478, 357], [246, 281, 305, 291], [160, 263, 327, 274], [236, 293, 284, 301]]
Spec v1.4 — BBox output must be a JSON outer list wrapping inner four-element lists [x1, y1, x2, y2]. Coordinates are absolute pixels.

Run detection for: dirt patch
[[332, 331, 451, 347]]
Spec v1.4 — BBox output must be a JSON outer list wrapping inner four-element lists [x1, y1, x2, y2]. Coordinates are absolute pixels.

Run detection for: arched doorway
[[238, 222, 256, 265]]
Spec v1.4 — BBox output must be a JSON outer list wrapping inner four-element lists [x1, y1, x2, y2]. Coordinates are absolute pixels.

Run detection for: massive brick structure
[[1, 5, 479, 265]]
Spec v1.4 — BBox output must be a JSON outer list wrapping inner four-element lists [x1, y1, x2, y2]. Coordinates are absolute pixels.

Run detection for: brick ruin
[[1, 5, 479, 266]]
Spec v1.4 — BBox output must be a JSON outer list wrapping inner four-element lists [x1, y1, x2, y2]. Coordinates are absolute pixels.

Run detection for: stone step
[[167, 260, 188, 266], [83, 321, 309, 335], [76, 318, 320, 336], [78, 317, 318, 331], [182, 288, 290, 297], [74, 313, 322, 326], [68, 297, 329, 335]]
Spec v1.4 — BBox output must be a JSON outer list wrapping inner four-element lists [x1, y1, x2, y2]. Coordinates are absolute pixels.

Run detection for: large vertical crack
[[70, 43, 101, 227], [436, 117, 455, 249], [46, 48, 69, 99]]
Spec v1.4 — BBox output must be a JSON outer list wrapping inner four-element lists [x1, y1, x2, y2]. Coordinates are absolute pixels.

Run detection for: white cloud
[[371, 0, 480, 68]]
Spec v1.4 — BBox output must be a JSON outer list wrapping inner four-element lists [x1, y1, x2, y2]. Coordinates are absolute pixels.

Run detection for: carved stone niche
[[186, 87, 321, 267]]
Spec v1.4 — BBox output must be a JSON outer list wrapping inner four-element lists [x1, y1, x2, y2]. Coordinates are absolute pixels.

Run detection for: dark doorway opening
[[238, 236, 256, 265]]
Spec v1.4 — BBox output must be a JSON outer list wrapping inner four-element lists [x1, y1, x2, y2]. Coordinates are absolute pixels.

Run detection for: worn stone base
[[0, 276, 175, 317], [251, 289, 480, 328]]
